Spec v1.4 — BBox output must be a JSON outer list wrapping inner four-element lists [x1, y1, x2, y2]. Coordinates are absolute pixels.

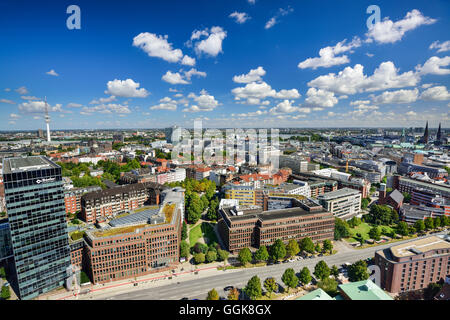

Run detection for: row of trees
[[180, 241, 229, 264], [237, 238, 333, 265], [207, 258, 371, 300]]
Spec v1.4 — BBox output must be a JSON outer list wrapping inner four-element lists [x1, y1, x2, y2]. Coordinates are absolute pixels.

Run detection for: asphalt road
[[89, 231, 447, 300]]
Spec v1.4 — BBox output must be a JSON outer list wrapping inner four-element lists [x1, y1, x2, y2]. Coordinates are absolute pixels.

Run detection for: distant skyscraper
[[164, 125, 179, 143], [418, 121, 429, 144], [2, 156, 70, 300]]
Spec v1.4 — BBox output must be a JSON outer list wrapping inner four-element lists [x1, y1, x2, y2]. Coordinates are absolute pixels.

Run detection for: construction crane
[[345, 158, 363, 173]]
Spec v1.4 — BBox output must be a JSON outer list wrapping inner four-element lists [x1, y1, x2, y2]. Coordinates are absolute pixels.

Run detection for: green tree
[[254, 245, 269, 262], [314, 260, 330, 281], [433, 217, 441, 229], [206, 288, 219, 300], [323, 239, 333, 254], [440, 215, 449, 227], [402, 192, 412, 203], [1, 285, 11, 300], [361, 198, 370, 210], [194, 253, 205, 264], [318, 278, 338, 297], [264, 277, 278, 298], [281, 268, 299, 292], [299, 267, 312, 286], [369, 226, 381, 241], [270, 239, 287, 261], [334, 218, 351, 240], [414, 220, 425, 233], [299, 237, 315, 254], [331, 265, 339, 279], [206, 250, 217, 263], [181, 221, 188, 240], [286, 239, 300, 257], [0, 267, 6, 279], [227, 288, 240, 300], [424, 218, 434, 230], [180, 240, 190, 259], [238, 247, 253, 265], [314, 242, 321, 253], [244, 275, 262, 300], [217, 249, 229, 262], [348, 260, 369, 282], [397, 221, 410, 236]]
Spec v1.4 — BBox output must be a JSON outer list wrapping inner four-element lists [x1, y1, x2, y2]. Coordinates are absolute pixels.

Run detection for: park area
[[189, 222, 218, 247], [345, 222, 395, 243]]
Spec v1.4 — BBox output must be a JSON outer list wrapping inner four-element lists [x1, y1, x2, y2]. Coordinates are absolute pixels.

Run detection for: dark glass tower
[[2, 156, 70, 300]]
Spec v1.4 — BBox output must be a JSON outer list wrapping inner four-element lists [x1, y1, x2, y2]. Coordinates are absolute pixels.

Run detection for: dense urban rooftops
[[317, 187, 360, 200]]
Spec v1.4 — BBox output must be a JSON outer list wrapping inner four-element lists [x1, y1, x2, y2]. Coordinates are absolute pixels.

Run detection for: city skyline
[[1, 0, 449, 130]]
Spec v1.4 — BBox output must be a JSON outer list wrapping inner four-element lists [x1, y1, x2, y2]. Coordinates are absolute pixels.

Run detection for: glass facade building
[[2, 156, 70, 300], [0, 220, 13, 260]]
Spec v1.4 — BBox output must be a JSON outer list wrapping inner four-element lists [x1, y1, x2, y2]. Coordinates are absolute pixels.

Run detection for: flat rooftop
[[318, 187, 360, 200], [390, 236, 450, 258], [109, 205, 160, 227], [3, 156, 58, 174]]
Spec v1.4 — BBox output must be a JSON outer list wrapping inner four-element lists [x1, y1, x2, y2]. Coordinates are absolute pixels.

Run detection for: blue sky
[[0, 0, 449, 130]]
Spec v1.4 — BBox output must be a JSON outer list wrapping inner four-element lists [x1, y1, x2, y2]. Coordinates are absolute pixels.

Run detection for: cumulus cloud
[[308, 61, 419, 95], [133, 32, 193, 65], [66, 103, 83, 108], [82, 103, 131, 114], [269, 99, 299, 114], [416, 56, 450, 75], [185, 90, 219, 112], [9, 113, 20, 119], [90, 96, 117, 104], [429, 40, 450, 53], [46, 69, 59, 76], [232, 81, 300, 103], [105, 79, 149, 98], [150, 97, 178, 111], [229, 12, 250, 24], [190, 26, 227, 57], [371, 88, 419, 104], [298, 37, 361, 69], [366, 9, 436, 44], [18, 100, 63, 113], [304, 88, 338, 107], [162, 68, 206, 84], [233, 66, 266, 83], [420, 86, 450, 101], [15, 86, 28, 95]]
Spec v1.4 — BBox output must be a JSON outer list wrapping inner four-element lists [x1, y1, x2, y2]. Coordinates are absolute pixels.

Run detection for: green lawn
[[189, 222, 218, 247], [345, 222, 394, 243]]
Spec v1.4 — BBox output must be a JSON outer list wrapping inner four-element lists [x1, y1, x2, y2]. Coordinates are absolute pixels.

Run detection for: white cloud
[[132, 32, 183, 63], [265, 7, 293, 29], [429, 40, 450, 53], [90, 96, 116, 104], [67, 103, 83, 108], [18, 100, 63, 113], [420, 86, 450, 101], [248, 0, 256, 4], [269, 99, 298, 114], [308, 61, 419, 95], [184, 68, 207, 80], [105, 79, 149, 98], [191, 26, 227, 57], [229, 12, 250, 24], [46, 69, 59, 76], [181, 55, 196, 66], [232, 81, 300, 102], [416, 56, 450, 75], [366, 9, 436, 44], [366, 53, 374, 57], [0, 99, 15, 104], [405, 111, 417, 117], [9, 113, 20, 119], [150, 97, 178, 111], [350, 100, 370, 106], [233, 66, 266, 83], [162, 71, 189, 85], [21, 96, 40, 101], [298, 107, 311, 113], [15, 86, 28, 95], [304, 88, 338, 107], [82, 103, 131, 114], [186, 91, 219, 112], [298, 37, 361, 69], [371, 88, 419, 104]]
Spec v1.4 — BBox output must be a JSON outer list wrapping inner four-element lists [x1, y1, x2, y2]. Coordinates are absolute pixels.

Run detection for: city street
[[70, 232, 446, 300]]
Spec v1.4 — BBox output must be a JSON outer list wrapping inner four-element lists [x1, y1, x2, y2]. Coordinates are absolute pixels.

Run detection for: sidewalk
[[41, 260, 234, 300]]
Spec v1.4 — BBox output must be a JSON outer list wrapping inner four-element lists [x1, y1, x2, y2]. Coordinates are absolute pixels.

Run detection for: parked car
[[180, 297, 189, 300], [223, 286, 233, 291], [288, 258, 295, 262]]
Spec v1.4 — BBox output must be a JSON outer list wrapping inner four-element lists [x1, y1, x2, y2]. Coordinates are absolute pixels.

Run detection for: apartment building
[[375, 236, 450, 293], [317, 188, 361, 220], [64, 186, 102, 215]]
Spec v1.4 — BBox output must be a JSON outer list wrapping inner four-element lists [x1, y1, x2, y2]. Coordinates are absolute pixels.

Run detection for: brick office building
[[83, 200, 182, 284], [64, 186, 102, 215], [375, 236, 450, 293], [217, 198, 334, 253]]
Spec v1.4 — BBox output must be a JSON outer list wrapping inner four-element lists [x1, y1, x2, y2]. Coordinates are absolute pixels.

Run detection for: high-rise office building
[[2, 156, 71, 300]]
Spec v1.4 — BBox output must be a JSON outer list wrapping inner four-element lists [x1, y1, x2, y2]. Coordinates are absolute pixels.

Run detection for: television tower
[[44, 97, 51, 142]]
